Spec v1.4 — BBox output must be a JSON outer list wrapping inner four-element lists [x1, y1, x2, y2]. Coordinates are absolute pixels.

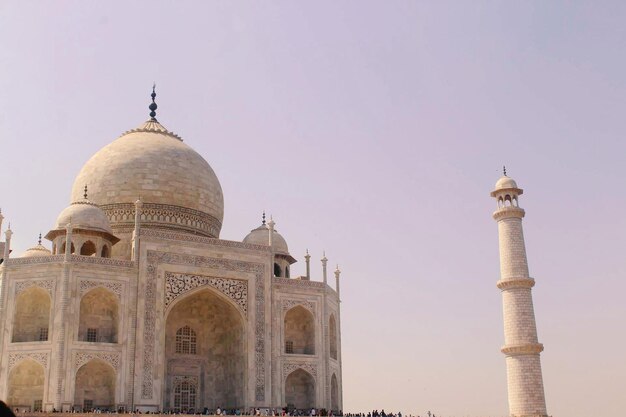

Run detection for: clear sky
[[1, 2, 625, 416]]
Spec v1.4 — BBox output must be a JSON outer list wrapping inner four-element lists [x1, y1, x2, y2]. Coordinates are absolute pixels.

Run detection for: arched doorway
[[284, 306, 315, 355], [285, 369, 315, 410], [12, 287, 51, 342], [78, 287, 119, 343], [74, 359, 116, 411], [331, 373, 339, 411], [164, 289, 245, 411], [7, 359, 45, 410]]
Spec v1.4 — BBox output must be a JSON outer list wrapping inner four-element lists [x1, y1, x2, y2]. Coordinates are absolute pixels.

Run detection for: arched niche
[[285, 369, 315, 410], [274, 263, 282, 277], [101, 245, 110, 258], [7, 359, 45, 410], [80, 240, 96, 256], [331, 373, 339, 411], [60, 241, 75, 254], [284, 306, 315, 355], [12, 286, 51, 342], [164, 288, 245, 410], [74, 359, 116, 411], [78, 287, 119, 343], [329, 314, 338, 360]]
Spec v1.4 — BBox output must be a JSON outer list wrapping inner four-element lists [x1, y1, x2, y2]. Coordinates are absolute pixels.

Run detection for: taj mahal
[[0, 90, 343, 413], [0, 90, 551, 417]]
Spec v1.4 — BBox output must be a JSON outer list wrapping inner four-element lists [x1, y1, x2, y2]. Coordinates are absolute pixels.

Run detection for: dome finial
[[38, 233, 42, 245], [149, 83, 158, 121], [503, 165, 507, 176], [262, 211, 266, 225], [83, 185, 88, 200]]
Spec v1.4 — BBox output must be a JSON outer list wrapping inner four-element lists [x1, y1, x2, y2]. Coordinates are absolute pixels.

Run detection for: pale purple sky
[[1, 2, 625, 416]]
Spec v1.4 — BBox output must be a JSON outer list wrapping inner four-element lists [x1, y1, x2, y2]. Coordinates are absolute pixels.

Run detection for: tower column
[[491, 174, 548, 417]]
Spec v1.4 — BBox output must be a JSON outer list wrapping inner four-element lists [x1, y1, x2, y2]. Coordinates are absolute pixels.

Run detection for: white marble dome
[[494, 175, 518, 190], [55, 200, 113, 234], [21, 243, 51, 258], [243, 224, 290, 256], [70, 119, 224, 237]]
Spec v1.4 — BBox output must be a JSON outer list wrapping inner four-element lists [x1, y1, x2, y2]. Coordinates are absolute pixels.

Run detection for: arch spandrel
[[8, 353, 50, 372], [281, 299, 316, 315], [164, 272, 248, 316], [74, 352, 121, 371]]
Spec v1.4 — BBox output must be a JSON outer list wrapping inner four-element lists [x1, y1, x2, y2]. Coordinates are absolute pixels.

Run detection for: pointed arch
[[74, 359, 116, 411], [7, 359, 45, 410], [60, 241, 75, 254], [80, 240, 97, 256], [331, 373, 339, 412], [329, 314, 338, 360], [164, 288, 245, 409], [284, 305, 315, 355], [274, 262, 282, 277], [78, 287, 119, 343], [12, 286, 51, 342], [101, 245, 110, 258], [285, 369, 315, 410]]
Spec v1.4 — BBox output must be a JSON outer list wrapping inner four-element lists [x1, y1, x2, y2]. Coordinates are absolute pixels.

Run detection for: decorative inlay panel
[[142, 251, 266, 401], [102, 203, 222, 238], [283, 362, 318, 380], [6, 255, 65, 266], [140, 228, 272, 252], [80, 280, 123, 299], [15, 280, 54, 296], [281, 299, 315, 314], [165, 272, 248, 314], [274, 277, 326, 289], [74, 351, 121, 370], [8, 352, 49, 371], [69, 255, 135, 268]]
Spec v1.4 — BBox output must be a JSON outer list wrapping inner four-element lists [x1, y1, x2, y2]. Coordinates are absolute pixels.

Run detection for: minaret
[[491, 170, 548, 417]]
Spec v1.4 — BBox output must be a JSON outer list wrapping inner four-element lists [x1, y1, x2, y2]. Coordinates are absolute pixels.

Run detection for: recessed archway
[[7, 359, 45, 410], [164, 288, 245, 411], [331, 373, 339, 411], [285, 369, 315, 410], [78, 287, 119, 343], [329, 314, 338, 360], [74, 359, 116, 411], [12, 286, 51, 342], [284, 306, 315, 355]]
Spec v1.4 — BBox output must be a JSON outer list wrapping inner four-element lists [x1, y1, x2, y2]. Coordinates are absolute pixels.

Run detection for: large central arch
[[164, 288, 245, 411]]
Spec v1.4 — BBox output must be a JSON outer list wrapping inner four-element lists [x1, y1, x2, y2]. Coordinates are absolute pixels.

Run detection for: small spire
[[149, 84, 158, 120], [503, 165, 507, 176], [262, 211, 266, 225], [83, 185, 88, 199], [38, 233, 42, 245]]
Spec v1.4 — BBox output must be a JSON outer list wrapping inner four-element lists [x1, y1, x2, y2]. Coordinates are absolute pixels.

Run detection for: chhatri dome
[[492, 166, 523, 195], [20, 234, 51, 258], [53, 188, 114, 235], [70, 87, 224, 248], [243, 213, 291, 257]]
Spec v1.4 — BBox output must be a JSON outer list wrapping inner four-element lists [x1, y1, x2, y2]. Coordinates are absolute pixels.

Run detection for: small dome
[[494, 175, 518, 190], [55, 200, 113, 234], [243, 224, 290, 256], [21, 243, 51, 258]]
